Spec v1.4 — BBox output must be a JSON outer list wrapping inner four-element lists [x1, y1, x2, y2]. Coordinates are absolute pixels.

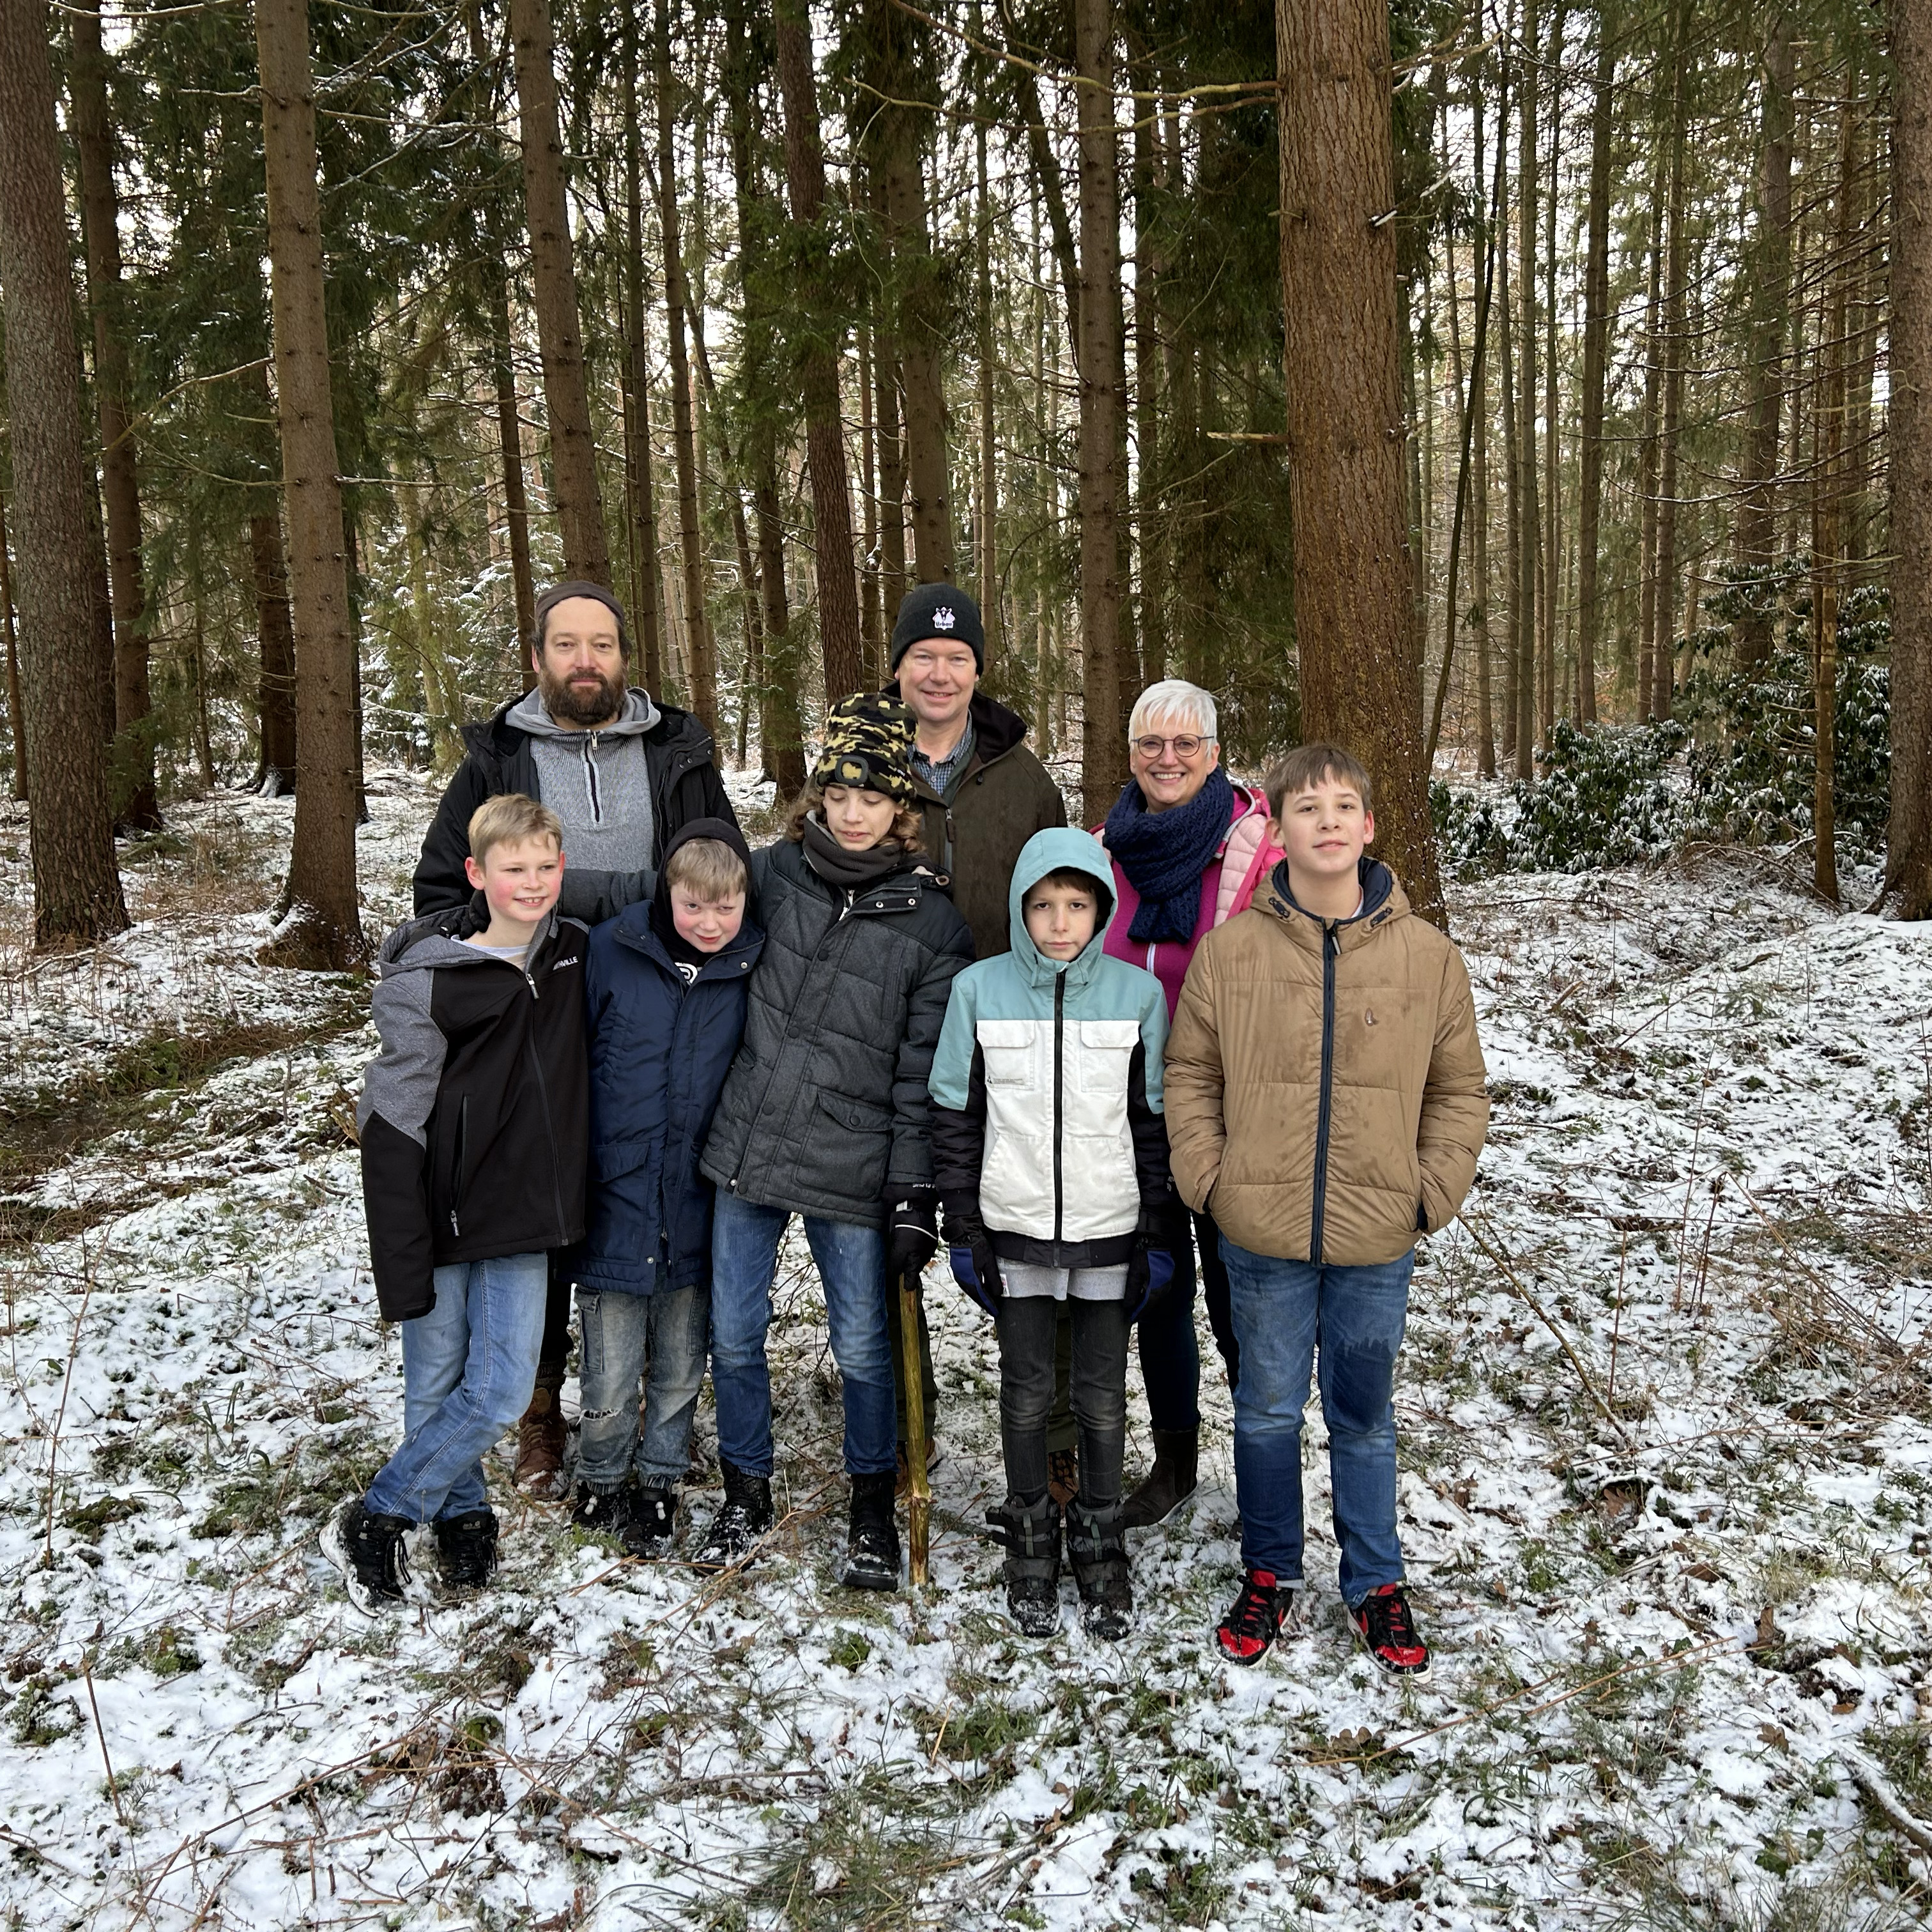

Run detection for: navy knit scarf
[[1104, 766, 1234, 946]]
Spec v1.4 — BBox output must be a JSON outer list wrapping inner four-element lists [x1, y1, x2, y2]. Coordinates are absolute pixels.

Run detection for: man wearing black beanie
[[886, 582, 1067, 1488]]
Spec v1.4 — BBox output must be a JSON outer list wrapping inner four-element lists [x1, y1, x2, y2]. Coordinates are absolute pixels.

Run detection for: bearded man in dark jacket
[[885, 583, 1068, 1484], [413, 580, 738, 1496]]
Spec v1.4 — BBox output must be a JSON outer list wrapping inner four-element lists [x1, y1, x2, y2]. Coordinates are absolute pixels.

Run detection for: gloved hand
[[887, 1197, 939, 1284], [941, 1203, 1002, 1317], [1124, 1207, 1188, 1322]]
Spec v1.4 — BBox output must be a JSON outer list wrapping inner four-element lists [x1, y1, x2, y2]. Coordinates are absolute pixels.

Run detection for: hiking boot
[[434, 1508, 498, 1590], [990, 1495, 1061, 1638], [623, 1485, 677, 1560], [894, 1438, 940, 1499], [691, 1462, 774, 1572], [1121, 1429, 1199, 1530], [1349, 1583, 1432, 1678], [1067, 1501, 1132, 1641], [841, 1471, 901, 1591], [514, 1374, 569, 1500], [572, 1481, 637, 1538], [322, 1498, 413, 1614], [1215, 1568, 1285, 1664], [1046, 1447, 1079, 1509]]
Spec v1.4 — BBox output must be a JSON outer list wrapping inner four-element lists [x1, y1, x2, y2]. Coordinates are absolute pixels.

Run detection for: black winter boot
[[434, 1508, 499, 1590], [322, 1499, 413, 1614], [1067, 1501, 1132, 1641], [990, 1495, 1062, 1637], [691, 1462, 774, 1571], [572, 1482, 638, 1537], [841, 1471, 901, 1591], [624, 1485, 677, 1560], [1121, 1428, 1200, 1530]]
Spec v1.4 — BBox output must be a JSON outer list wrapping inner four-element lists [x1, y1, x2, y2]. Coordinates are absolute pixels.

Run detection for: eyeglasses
[[1133, 735, 1206, 760]]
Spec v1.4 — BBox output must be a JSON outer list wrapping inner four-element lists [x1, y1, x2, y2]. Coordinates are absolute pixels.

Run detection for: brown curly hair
[[783, 781, 926, 852]]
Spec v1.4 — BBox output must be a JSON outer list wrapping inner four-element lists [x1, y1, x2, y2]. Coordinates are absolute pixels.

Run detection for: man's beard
[[537, 661, 625, 728]]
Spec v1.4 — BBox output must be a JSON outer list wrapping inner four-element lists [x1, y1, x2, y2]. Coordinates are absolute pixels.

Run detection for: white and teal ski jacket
[[928, 827, 1173, 1268]]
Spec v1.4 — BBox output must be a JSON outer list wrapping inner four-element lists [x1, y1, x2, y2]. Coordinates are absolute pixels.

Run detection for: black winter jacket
[[699, 837, 974, 1228], [411, 696, 737, 923], [358, 901, 590, 1321]]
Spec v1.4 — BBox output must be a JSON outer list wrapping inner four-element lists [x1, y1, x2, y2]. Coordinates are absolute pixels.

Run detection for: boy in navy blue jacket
[[568, 818, 763, 1556]]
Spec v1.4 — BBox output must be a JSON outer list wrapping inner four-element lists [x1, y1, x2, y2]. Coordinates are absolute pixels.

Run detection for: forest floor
[[3, 774, 1932, 1932]]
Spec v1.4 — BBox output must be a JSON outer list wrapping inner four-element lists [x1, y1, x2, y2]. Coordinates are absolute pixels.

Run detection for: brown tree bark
[[255, 0, 364, 966], [1652, 0, 1692, 724], [619, 6, 665, 696], [864, 1, 951, 582], [0, 487, 24, 800], [1075, 0, 1125, 824], [508, 0, 610, 587], [1472, 76, 1498, 775], [1888, 0, 1932, 916], [249, 506, 300, 792], [1736, 11, 1794, 673], [772, 0, 864, 702], [859, 328, 884, 678], [1498, 112, 1519, 767], [70, 4, 160, 832], [1574, 13, 1615, 726], [654, 0, 717, 733], [1276, 0, 1445, 923], [1539, 0, 1566, 740], [1513, 0, 1539, 771], [976, 103, 1001, 677], [1636, 146, 1666, 717], [873, 292, 909, 627], [0, 0, 127, 942], [1133, 61, 1166, 690]]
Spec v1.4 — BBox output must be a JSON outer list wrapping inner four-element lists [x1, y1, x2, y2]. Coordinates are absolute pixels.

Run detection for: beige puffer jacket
[[1163, 860, 1488, 1266]]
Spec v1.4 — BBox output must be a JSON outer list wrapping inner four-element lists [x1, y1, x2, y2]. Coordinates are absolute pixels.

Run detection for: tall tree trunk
[[655, 0, 716, 732], [1276, 0, 1445, 923], [249, 507, 299, 792], [0, 0, 128, 942], [1652, 0, 1692, 724], [1637, 144, 1666, 717], [1538, 0, 1566, 742], [977, 107, 1001, 676], [508, 0, 609, 586], [0, 486, 24, 801], [864, 3, 951, 581], [254, 0, 364, 965], [1472, 75, 1498, 775], [1498, 95, 1519, 768], [773, 0, 864, 701], [1575, 12, 1615, 726], [70, 4, 160, 832], [1889, 0, 1932, 916], [618, 11, 664, 696], [1736, 11, 1794, 673], [1134, 63, 1166, 689], [1514, 0, 1539, 772], [874, 314, 909, 631], [859, 328, 884, 677], [1075, 0, 1124, 823]]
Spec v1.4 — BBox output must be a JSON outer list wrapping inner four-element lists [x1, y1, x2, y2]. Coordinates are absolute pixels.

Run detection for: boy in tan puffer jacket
[[1163, 743, 1487, 1675]]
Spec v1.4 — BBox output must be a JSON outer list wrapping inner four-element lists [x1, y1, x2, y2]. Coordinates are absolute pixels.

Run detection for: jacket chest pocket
[[977, 1018, 1041, 1089], [1070, 1020, 1140, 1100]]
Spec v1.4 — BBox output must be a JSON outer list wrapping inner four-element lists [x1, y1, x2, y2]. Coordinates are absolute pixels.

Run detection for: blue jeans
[[364, 1252, 549, 1524], [710, 1193, 896, 1478], [1219, 1238, 1413, 1604], [1136, 1208, 1239, 1431], [576, 1285, 710, 1491]]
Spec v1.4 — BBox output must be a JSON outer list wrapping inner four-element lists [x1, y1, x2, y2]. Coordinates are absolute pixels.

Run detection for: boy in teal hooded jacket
[[929, 828, 1181, 1639]]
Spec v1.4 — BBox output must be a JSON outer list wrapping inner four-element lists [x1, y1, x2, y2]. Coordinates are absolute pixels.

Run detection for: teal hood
[[1006, 827, 1118, 992]]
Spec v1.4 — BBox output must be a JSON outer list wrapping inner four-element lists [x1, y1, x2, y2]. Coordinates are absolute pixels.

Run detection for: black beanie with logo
[[889, 583, 985, 673]]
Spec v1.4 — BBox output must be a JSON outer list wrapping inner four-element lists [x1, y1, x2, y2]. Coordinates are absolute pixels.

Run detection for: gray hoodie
[[509, 686, 661, 884]]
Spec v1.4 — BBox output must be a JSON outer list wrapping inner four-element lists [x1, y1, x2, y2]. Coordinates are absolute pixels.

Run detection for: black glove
[[1124, 1206, 1188, 1322], [887, 1197, 939, 1284], [941, 1203, 1002, 1317]]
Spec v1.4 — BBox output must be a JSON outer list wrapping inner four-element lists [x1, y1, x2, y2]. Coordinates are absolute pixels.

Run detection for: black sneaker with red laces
[[1214, 1568, 1285, 1663], [1349, 1582, 1431, 1678]]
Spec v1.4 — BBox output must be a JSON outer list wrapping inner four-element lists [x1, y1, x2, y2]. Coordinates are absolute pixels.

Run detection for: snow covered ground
[[3, 775, 1931, 1931]]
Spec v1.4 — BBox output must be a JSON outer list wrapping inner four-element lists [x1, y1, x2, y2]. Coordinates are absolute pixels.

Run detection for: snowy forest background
[[6, 0, 1932, 1924]]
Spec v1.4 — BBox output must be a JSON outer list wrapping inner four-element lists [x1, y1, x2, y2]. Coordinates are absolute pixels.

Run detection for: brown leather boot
[[514, 1374, 569, 1499], [1120, 1428, 1199, 1529]]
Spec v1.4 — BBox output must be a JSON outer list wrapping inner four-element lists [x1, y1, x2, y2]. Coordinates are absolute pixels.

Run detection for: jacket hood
[[506, 684, 660, 741], [629, 816, 763, 969], [1006, 827, 1119, 990], [376, 901, 569, 976], [1261, 856, 1404, 946]]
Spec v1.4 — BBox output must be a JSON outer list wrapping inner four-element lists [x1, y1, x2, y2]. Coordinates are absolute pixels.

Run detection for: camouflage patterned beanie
[[811, 691, 917, 804]]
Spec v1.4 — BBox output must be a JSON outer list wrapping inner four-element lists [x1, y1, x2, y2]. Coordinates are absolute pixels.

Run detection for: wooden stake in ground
[[254, 0, 365, 967], [0, 0, 128, 945], [1275, 0, 1445, 924], [898, 1273, 930, 1585]]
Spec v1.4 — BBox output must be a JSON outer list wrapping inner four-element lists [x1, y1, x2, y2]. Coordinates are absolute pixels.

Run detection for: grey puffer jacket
[[699, 836, 974, 1227]]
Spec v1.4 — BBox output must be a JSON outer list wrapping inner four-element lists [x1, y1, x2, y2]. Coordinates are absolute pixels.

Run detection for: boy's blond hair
[[468, 793, 563, 866], [1262, 742, 1374, 820], [664, 836, 748, 901]]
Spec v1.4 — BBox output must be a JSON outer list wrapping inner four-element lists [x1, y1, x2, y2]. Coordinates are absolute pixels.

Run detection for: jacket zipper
[[1310, 923, 1339, 1263], [525, 929, 567, 1234], [449, 1095, 468, 1237], [1052, 972, 1066, 1246], [583, 733, 602, 822]]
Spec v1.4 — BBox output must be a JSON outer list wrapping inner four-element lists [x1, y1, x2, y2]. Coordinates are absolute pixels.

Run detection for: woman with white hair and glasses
[[1092, 678, 1280, 1527]]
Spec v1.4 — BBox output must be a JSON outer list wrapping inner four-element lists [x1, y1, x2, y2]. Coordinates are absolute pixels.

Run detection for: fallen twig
[[1840, 1744, 1932, 1858]]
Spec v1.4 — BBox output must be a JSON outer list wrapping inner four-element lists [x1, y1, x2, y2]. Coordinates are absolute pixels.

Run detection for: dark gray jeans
[[995, 1293, 1130, 1511]]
